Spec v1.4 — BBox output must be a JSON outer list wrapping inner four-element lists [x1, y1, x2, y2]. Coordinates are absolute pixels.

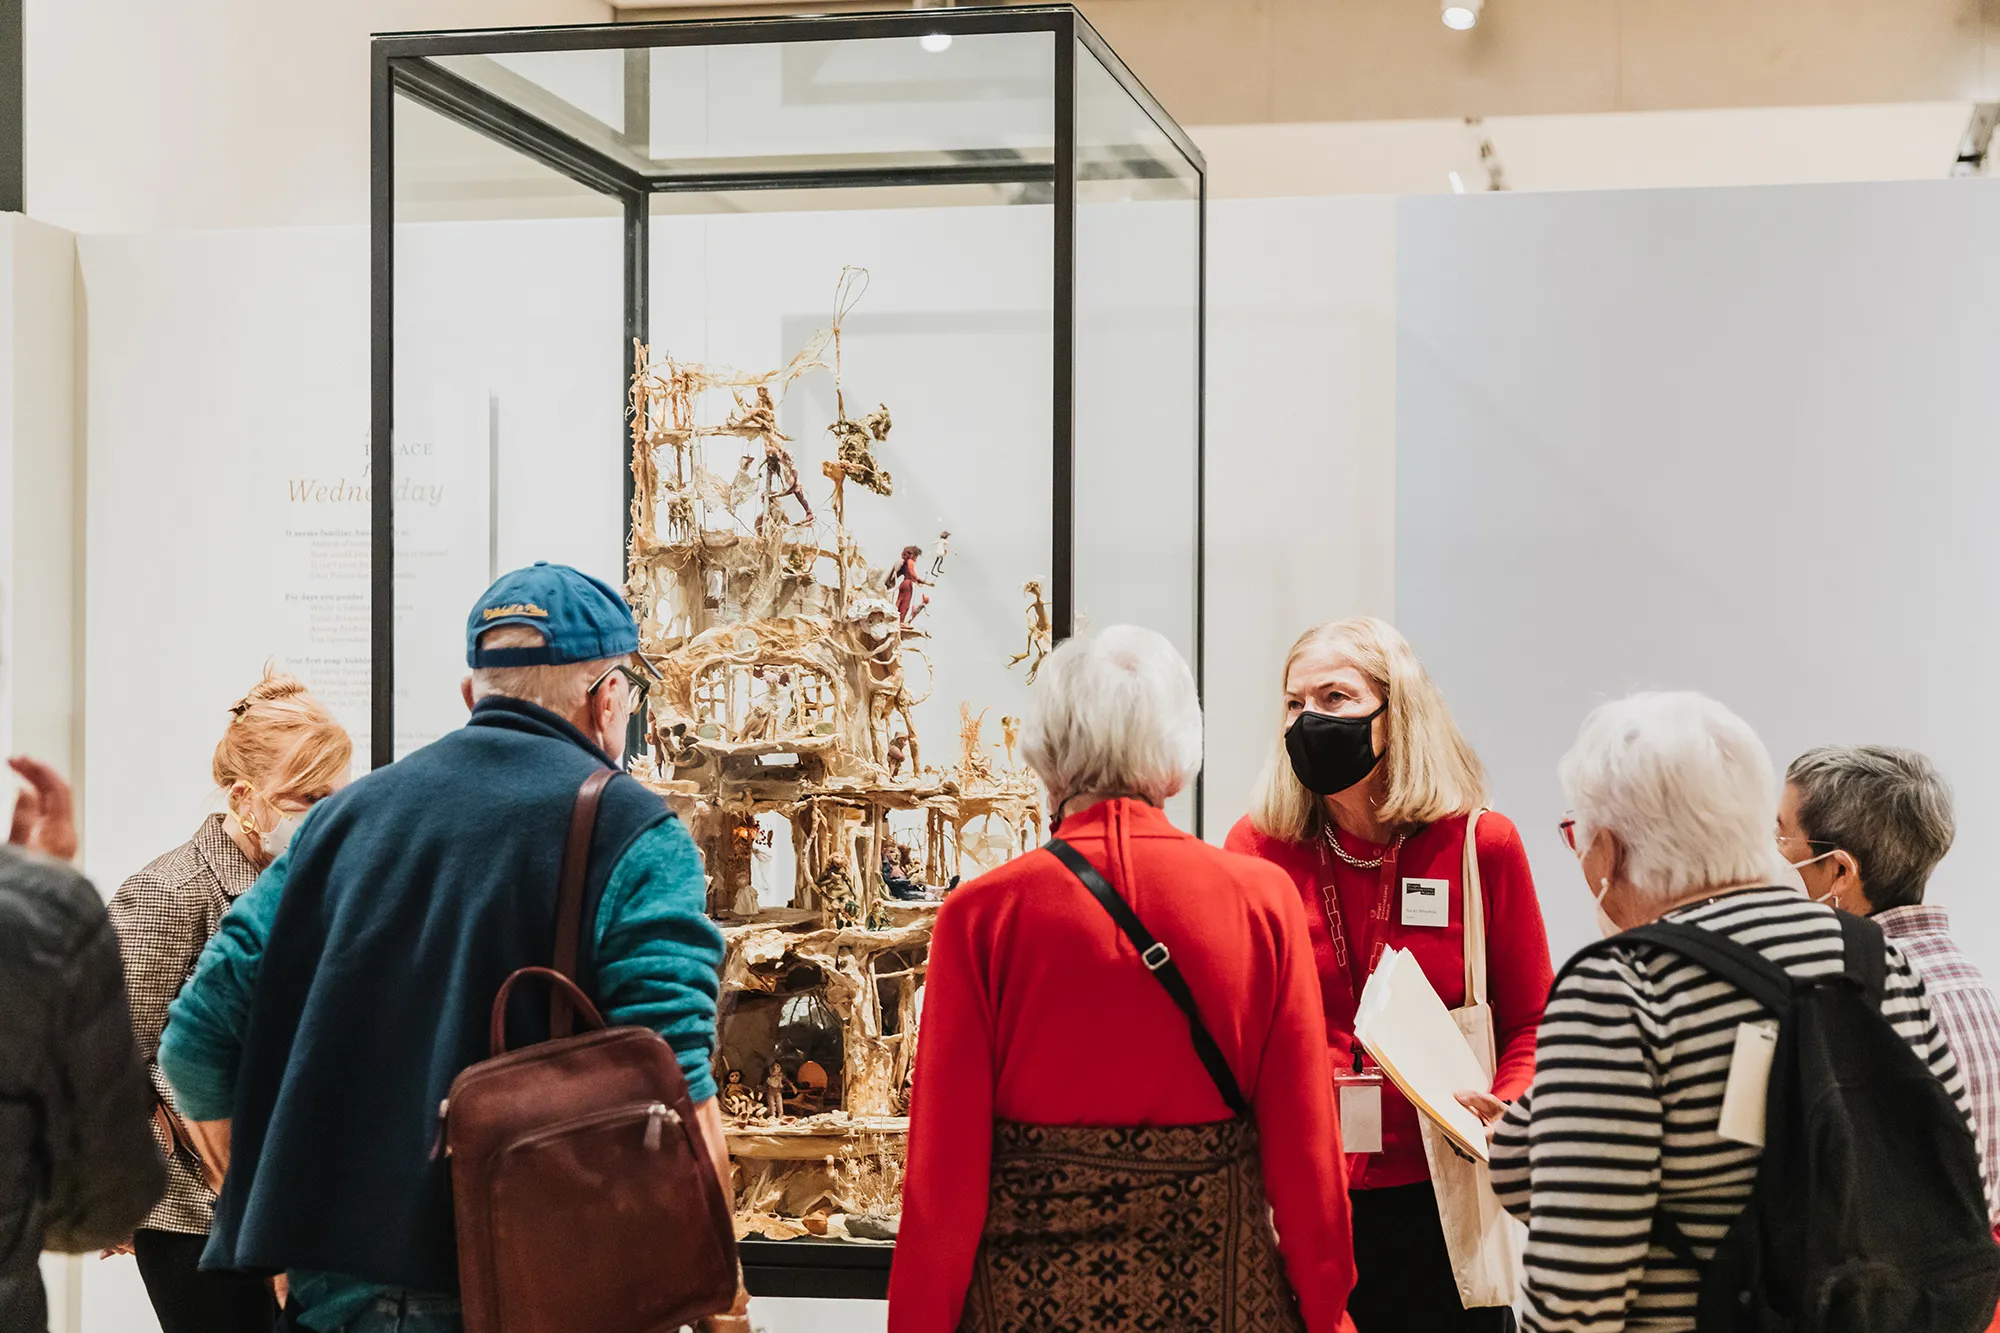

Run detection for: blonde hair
[[469, 624, 617, 717], [213, 667, 353, 801], [1248, 617, 1487, 841]]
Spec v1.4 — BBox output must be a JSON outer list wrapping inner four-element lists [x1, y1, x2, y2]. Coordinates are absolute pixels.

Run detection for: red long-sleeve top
[[1225, 810, 1553, 1190], [888, 798, 1358, 1333]]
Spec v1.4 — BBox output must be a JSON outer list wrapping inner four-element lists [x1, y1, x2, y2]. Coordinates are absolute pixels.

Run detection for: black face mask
[[1285, 706, 1386, 796]]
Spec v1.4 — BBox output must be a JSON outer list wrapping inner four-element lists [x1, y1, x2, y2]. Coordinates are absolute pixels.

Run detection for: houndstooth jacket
[[107, 814, 259, 1235]]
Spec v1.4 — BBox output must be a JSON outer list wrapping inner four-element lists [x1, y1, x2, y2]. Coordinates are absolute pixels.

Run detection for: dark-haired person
[[1780, 744, 2000, 1229], [0, 756, 165, 1331]]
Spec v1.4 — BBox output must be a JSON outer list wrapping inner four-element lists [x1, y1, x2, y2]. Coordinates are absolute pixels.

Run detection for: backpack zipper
[[507, 1100, 680, 1155], [435, 1098, 680, 1160]]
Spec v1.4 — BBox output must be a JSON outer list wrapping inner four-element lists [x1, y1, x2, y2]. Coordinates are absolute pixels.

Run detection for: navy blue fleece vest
[[205, 697, 671, 1292]]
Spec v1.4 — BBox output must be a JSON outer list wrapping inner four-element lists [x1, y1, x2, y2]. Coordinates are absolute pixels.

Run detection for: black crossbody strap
[[1046, 838, 1251, 1118]]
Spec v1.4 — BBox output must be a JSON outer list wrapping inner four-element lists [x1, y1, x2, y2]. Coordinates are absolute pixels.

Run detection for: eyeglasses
[[1558, 818, 1579, 853], [589, 663, 651, 712]]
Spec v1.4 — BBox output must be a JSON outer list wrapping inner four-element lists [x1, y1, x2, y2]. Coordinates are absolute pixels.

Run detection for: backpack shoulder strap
[[550, 767, 616, 1038], [1837, 909, 1888, 1004], [1046, 837, 1252, 1118], [1622, 919, 1795, 1017]]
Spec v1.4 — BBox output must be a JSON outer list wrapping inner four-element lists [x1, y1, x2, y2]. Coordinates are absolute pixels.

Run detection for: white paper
[[1354, 947, 1494, 1160], [1718, 1021, 1777, 1148]]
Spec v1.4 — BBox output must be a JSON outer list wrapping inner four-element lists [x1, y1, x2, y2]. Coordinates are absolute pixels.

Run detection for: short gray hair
[[1559, 691, 1778, 907], [1021, 624, 1203, 815], [469, 625, 615, 716], [1787, 745, 1955, 911]]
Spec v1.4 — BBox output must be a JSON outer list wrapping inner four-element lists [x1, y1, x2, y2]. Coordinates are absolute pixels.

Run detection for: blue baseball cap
[[466, 562, 642, 669]]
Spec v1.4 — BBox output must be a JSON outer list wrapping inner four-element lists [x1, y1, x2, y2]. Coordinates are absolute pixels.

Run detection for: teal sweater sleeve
[[160, 819, 721, 1119], [158, 852, 291, 1123], [592, 816, 725, 1103]]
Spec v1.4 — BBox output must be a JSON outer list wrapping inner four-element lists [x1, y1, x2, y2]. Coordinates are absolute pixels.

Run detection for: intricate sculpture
[[1008, 579, 1053, 683], [723, 1068, 765, 1121], [889, 545, 932, 624], [815, 855, 861, 931], [827, 405, 894, 497], [621, 269, 1045, 1243]]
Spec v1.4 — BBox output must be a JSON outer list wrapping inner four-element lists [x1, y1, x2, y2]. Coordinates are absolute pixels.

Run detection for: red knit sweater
[[888, 798, 1358, 1333], [1224, 810, 1553, 1189]]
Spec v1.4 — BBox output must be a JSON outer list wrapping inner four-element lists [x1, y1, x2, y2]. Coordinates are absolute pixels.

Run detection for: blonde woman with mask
[[108, 669, 351, 1333], [1226, 617, 1552, 1332]]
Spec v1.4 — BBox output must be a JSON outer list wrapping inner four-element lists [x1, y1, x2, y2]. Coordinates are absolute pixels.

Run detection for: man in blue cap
[[158, 563, 745, 1333]]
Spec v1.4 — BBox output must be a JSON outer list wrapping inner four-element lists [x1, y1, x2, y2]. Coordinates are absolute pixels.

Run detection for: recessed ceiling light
[[1442, 0, 1482, 29], [919, 32, 952, 53]]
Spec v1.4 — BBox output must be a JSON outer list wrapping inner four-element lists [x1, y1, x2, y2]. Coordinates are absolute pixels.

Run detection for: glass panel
[[434, 30, 1055, 180], [643, 195, 1055, 805], [1069, 45, 1202, 828], [391, 92, 626, 757]]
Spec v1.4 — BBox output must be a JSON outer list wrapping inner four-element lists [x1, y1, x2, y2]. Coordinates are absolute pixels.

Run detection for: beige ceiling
[[1197, 102, 1983, 197], [613, 0, 2000, 128]]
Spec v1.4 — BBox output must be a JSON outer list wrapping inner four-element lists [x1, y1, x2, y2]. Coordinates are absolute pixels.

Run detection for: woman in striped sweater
[[1486, 692, 1973, 1333]]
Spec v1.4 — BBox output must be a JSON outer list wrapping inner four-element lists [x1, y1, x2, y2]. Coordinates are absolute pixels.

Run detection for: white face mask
[[262, 811, 303, 861], [1594, 877, 1621, 939]]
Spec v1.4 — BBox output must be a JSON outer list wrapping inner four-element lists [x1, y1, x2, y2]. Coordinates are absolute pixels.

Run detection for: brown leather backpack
[[442, 769, 739, 1333]]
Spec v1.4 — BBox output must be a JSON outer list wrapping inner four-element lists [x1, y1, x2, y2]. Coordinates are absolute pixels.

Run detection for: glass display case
[[371, 5, 1202, 1297]]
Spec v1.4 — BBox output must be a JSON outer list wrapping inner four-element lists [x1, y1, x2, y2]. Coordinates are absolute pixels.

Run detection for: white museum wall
[[1395, 177, 2000, 974], [1, 216, 80, 777], [23, 0, 614, 236], [1201, 196, 1398, 839]]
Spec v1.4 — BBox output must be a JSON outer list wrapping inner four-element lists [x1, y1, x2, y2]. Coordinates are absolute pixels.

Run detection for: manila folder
[[1353, 947, 1491, 1161]]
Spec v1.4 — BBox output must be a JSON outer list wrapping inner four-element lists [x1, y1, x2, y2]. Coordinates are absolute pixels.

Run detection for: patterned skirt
[[957, 1118, 1308, 1333]]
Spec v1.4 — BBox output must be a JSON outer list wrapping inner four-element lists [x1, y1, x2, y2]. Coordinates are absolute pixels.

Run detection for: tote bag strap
[[1046, 837, 1252, 1117], [1461, 808, 1490, 1009]]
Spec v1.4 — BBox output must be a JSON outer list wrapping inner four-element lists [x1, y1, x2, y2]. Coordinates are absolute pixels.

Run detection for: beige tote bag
[[1415, 808, 1525, 1309]]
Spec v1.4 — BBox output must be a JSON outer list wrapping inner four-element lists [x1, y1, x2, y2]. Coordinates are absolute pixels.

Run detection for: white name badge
[[1400, 877, 1451, 927], [1336, 1072, 1384, 1154], [1718, 1021, 1778, 1148]]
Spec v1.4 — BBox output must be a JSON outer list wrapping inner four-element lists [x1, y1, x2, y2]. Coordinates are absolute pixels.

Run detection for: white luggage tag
[[1717, 1021, 1778, 1148]]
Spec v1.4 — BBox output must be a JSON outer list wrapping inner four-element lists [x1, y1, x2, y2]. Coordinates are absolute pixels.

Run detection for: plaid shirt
[[107, 814, 259, 1235], [1876, 903, 2000, 1226]]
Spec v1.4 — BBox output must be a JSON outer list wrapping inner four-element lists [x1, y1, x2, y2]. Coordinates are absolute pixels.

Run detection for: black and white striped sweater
[[1490, 887, 1972, 1333]]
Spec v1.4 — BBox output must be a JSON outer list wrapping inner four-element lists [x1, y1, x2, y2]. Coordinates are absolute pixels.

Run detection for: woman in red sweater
[[1226, 617, 1552, 1333], [889, 625, 1356, 1333]]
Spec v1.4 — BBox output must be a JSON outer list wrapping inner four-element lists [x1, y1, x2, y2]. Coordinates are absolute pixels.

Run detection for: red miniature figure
[[889, 545, 932, 624]]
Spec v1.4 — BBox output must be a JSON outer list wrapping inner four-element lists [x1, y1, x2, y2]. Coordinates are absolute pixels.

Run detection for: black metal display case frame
[[369, 5, 1204, 1298]]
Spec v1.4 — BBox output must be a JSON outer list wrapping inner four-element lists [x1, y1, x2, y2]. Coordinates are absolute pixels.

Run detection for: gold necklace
[[1323, 823, 1401, 870]]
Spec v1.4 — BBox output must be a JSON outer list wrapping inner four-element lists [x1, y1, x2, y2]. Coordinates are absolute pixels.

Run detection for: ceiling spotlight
[[1442, 0, 1482, 29], [919, 32, 953, 53]]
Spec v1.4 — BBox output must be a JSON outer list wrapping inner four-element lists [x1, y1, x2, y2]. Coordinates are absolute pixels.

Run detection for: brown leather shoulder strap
[[550, 767, 616, 1038]]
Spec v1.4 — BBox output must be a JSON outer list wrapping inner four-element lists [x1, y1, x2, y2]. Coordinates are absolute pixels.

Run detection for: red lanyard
[[1317, 841, 1401, 1005]]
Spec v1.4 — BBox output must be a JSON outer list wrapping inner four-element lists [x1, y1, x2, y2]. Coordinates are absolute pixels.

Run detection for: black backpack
[[1608, 911, 2000, 1332]]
